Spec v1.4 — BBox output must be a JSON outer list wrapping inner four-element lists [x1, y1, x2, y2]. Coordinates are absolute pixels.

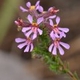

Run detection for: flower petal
[[38, 28, 43, 35], [58, 28, 69, 33], [56, 17, 60, 25], [48, 7, 53, 11], [25, 30, 32, 37], [38, 6, 43, 12], [24, 44, 30, 52], [60, 42, 70, 49], [27, 15, 33, 23], [32, 33, 37, 39], [49, 44, 54, 52], [15, 38, 26, 43], [20, 6, 28, 12], [49, 19, 54, 26], [58, 45, 64, 55], [30, 43, 34, 51], [49, 15, 56, 19], [22, 27, 31, 33], [18, 42, 27, 49], [59, 32, 66, 38], [26, 2, 31, 8], [35, 0, 40, 7], [52, 46, 57, 55], [37, 17, 44, 24], [50, 31, 55, 40]]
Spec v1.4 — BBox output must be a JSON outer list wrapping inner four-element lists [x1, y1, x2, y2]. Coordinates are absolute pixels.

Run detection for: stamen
[[30, 6, 35, 10]]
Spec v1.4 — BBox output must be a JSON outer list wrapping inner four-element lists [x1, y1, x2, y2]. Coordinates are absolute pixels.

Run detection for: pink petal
[[22, 27, 31, 33], [49, 19, 54, 26], [56, 17, 60, 25], [25, 30, 32, 37], [18, 42, 27, 49], [49, 15, 56, 19], [14, 21, 18, 25], [38, 28, 43, 35], [35, 1, 40, 7], [38, 6, 43, 12], [26, 2, 31, 8], [50, 31, 55, 40], [48, 7, 53, 11], [60, 42, 70, 49], [37, 17, 44, 24], [58, 28, 69, 33], [15, 38, 26, 43], [30, 43, 34, 51], [48, 44, 54, 52], [52, 46, 57, 55], [20, 6, 28, 12], [27, 15, 33, 23], [24, 44, 30, 52], [59, 32, 66, 38], [58, 45, 64, 55], [32, 33, 37, 39]]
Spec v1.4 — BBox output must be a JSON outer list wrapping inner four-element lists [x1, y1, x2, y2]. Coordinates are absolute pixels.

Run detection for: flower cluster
[[15, 1, 70, 55]]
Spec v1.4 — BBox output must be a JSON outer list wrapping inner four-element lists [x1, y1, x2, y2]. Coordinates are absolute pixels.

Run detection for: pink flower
[[20, 1, 43, 13], [15, 37, 34, 52], [22, 15, 44, 39], [49, 17, 69, 38], [48, 37, 70, 55]]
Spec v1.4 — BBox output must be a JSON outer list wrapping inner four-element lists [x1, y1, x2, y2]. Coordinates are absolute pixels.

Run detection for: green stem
[[58, 56, 78, 80]]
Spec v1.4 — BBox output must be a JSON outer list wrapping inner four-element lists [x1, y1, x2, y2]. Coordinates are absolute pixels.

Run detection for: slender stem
[[58, 57, 78, 80]]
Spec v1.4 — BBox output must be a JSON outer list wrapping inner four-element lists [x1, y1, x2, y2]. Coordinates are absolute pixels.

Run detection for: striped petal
[[24, 44, 30, 52], [30, 43, 34, 51], [15, 38, 26, 43], [22, 27, 31, 33], [52, 46, 57, 55], [33, 33, 37, 39], [60, 42, 70, 49], [35, 1, 40, 7], [18, 42, 27, 49], [20, 6, 28, 12], [37, 17, 44, 24], [58, 28, 69, 33], [26, 2, 31, 8], [50, 31, 55, 40], [27, 15, 33, 23], [49, 19, 54, 26], [56, 17, 60, 25], [38, 6, 43, 12], [49, 44, 54, 52], [58, 45, 64, 55], [25, 30, 32, 37], [49, 15, 56, 19], [38, 28, 43, 35]]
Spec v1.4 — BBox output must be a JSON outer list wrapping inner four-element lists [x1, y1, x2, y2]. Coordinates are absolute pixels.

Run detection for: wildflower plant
[[15, 1, 79, 80]]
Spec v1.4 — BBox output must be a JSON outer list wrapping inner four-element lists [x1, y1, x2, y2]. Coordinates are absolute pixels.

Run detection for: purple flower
[[49, 17, 69, 38], [15, 37, 34, 52], [20, 1, 43, 12], [48, 37, 70, 55], [22, 15, 44, 39]]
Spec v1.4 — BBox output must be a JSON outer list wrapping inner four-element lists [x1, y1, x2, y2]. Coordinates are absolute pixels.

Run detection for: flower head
[[15, 36, 34, 52], [22, 15, 44, 39], [49, 17, 69, 38], [48, 37, 70, 55], [20, 1, 43, 13]]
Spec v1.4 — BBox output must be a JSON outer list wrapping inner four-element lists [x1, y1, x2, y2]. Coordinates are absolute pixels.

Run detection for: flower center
[[54, 38, 60, 47], [30, 6, 35, 10], [53, 24, 57, 27], [32, 23, 38, 27]]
